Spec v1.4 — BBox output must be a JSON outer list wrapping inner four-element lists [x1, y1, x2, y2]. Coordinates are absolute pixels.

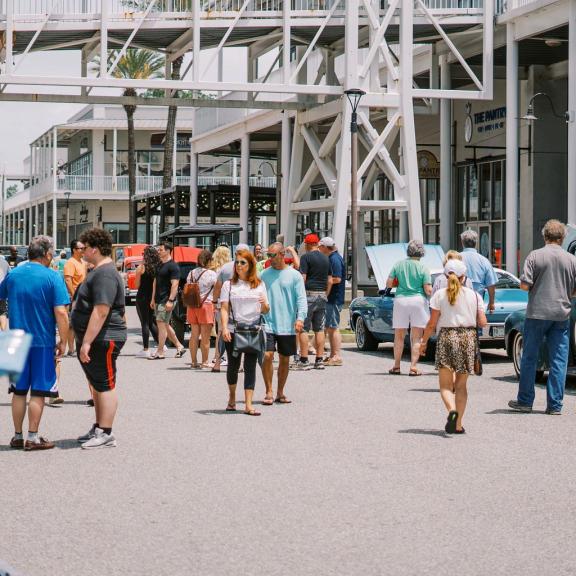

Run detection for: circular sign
[[464, 115, 473, 143]]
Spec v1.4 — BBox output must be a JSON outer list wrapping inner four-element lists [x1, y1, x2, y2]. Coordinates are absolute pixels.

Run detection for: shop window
[[457, 167, 467, 221], [480, 163, 491, 221], [104, 223, 130, 244], [493, 161, 504, 220], [468, 165, 479, 220]]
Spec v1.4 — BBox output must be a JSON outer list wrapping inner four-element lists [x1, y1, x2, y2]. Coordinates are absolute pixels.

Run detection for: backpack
[[182, 269, 211, 308]]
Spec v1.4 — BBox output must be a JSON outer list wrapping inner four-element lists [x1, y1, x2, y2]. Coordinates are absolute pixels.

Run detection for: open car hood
[[366, 243, 446, 291]]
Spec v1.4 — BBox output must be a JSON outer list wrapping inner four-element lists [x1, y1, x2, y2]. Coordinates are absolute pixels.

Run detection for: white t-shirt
[[186, 267, 217, 303], [430, 286, 485, 329], [220, 279, 268, 331]]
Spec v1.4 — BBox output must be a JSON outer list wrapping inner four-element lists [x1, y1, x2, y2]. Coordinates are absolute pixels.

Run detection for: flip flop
[[175, 348, 187, 358], [226, 404, 236, 412], [275, 396, 292, 404], [409, 369, 423, 377], [388, 367, 401, 375], [244, 409, 261, 416], [262, 397, 274, 405], [445, 410, 458, 434], [147, 354, 165, 360]]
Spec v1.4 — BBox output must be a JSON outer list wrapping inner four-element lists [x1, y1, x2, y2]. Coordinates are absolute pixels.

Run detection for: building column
[[43, 200, 48, 235], [505, 23, 519, 275], [112, 128, 118, 191], [23, 207, 29, 244], [439, 55, 453, 251], [568, 1, 576, 225], [52, 128, 59, 245], [279, 113, 291, 238], [240, 134, 250, 244], [34, 204, 39, 238], [189, 151, 198, 226]]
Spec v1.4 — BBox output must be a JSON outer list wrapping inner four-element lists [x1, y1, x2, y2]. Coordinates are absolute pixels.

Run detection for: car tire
[[354, 316, 379, 351], [512, 331, 545, 383]]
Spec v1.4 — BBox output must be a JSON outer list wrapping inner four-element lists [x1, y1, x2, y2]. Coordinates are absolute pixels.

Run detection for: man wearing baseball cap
[[319, 237, 345, 366], [294, 233, 332, 370]]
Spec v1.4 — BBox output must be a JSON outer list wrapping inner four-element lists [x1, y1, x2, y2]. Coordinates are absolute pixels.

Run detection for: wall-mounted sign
[[79, 203, 89, 224], [464, 102, 473, 143], [417, 150, 440, 179], [150, 132, 192, 150], [464, 102, 506, 142]]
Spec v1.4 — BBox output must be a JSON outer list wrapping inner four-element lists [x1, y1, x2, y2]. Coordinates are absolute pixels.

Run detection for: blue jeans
[[518, 318, 570, 411]]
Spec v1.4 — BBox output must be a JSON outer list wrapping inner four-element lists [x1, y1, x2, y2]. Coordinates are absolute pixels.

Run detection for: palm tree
[[162, 55, 184, 192], [92, 49, 164, 241]]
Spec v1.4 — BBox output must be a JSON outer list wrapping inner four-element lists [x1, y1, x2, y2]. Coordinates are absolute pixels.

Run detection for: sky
[[0, 46, 253, 176]]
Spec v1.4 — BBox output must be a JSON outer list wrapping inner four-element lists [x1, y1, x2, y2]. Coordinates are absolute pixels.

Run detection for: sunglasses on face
[[235, 260, 248, 266], [266, 252, 284, 258]]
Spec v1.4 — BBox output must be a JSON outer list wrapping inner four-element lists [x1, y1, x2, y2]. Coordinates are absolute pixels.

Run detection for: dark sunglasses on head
[[235, 260, 248, 266]]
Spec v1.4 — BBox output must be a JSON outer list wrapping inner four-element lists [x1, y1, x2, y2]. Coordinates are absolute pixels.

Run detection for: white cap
[[444, 259, 467, 277], [235, 243, 249, 253], [319, 236, 336, 248]]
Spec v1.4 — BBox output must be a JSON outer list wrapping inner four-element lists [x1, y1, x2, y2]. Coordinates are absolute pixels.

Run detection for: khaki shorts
[[155, 302, 173, 324]]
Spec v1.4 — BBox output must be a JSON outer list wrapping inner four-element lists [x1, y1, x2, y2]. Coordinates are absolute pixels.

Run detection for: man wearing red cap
[[294, 233, 332, 370]]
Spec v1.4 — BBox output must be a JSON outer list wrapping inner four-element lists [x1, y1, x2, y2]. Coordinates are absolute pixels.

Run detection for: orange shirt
[[63, 257, 87, 297]]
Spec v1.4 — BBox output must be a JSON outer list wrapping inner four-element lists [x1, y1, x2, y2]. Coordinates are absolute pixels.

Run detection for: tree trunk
[[124, 88, 138, 242], [163, 56, 183, 192]]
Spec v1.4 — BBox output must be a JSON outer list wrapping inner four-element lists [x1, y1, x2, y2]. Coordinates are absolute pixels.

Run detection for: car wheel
[[354, 316, 379, 351], [512, 331, 545, 382]]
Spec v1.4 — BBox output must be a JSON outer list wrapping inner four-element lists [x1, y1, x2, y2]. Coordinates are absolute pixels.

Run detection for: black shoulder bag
[[228, 282, 266, 358]]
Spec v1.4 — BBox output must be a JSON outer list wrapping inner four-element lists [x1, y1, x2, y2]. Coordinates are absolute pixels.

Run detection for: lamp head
[[344, 88, 366, 113], [522, 103, 538, 123]]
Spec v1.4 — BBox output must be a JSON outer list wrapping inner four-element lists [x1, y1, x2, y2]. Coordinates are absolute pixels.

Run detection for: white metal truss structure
[[0, 0, 493, 245]]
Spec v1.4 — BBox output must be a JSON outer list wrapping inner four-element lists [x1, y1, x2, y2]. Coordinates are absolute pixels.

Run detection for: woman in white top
[[186, 249, 217, 369], [210, 245, 232, 372], [431, 250, 473, 295], [220, 249, 270, 416], [420, 259, 487, 434]]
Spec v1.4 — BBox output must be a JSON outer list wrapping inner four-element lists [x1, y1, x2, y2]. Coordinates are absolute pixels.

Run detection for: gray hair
[[406, 239, 425, 258], [460, 229, 478, 248], [542, 219, 566, 243], [28, 235, 54, 261]]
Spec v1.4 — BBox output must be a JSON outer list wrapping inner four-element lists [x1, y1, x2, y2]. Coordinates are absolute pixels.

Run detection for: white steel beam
[[282, 116, 304, 244], [4, 0, 14, 75], [300, 125, 337, 193], [283, 0, 291, 86], [439, 54, 452, 251], [100, 0, 109, 79], [240, 134, 250, 244]]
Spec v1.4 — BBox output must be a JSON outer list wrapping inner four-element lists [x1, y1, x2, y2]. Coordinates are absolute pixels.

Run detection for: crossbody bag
[[227, 281, 265, 357]]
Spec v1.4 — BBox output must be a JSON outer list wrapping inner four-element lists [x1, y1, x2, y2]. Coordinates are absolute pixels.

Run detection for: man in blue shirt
[[460, 229, 497, 312], [320, 237, 346, 366], [261, 242, 307, 405], [0, 236, 70, 451]]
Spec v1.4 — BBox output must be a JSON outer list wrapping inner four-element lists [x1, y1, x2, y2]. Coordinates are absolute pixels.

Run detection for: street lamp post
[[345, 88, 366, 300], [64, 190, 71, 247]]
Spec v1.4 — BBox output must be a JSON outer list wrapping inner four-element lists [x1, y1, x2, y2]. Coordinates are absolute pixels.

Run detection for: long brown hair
[[446, 273, 462, 305], [232, 249, 260, 289]]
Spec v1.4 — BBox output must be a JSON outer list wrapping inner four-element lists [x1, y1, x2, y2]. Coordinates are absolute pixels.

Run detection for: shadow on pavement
[[195, 409, 243, 416], [485, 408, 547, 415], [409, 388, 438, 393], [398, 429, 452, 438], [55, 438, 82, 450]]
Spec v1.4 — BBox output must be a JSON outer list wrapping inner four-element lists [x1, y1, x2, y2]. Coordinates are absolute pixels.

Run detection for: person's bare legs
[[156, 320, 168, 356], [298, 332, 309, 360], [439, 368, 456, 412], [454, 373, 469, 431], [95, 389, 118, 429], [228, 384, 237, 408], [11, 395, 27, 434], [410, 327, 424, 372], [314, 330, 325, 361], [166, 323, 183, 350], [326, 327, 342, 361], [276, 355, 290, 400], [67, 327, 76, 355], [200, 324, 212, 365], [189, 324, 200, 366], [245, 389, 255, 413], [393, 328, 406, 370], [27, 396, 45, 432], [0, 315, 7, 331], [262, 351, 274, 400]]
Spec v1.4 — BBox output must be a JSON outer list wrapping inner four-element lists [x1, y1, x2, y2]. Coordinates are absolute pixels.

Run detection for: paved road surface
[[1, 308, 576, 576]]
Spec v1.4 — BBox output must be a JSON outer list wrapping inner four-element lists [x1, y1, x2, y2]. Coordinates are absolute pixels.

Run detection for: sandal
[[244, 409, 261, 416], [226, 404, 236, 412], [275, 396, 292, 404], [388, 367, 401, 375], [409, 368, 422, 377], [147, 354, 165, 360], [175, 348, 187, 358], [262, 397, 274, 406], [445, 410, 458, 434]]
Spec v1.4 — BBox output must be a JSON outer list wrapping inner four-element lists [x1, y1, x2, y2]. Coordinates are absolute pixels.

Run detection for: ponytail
[[446, 273, 461, 305]]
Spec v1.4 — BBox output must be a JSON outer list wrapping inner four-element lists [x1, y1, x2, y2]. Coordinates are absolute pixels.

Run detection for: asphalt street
[[1, 308, 576, 576]]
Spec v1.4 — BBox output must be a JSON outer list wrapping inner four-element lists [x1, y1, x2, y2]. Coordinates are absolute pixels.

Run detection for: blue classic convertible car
[[350, 243, 529, 353]]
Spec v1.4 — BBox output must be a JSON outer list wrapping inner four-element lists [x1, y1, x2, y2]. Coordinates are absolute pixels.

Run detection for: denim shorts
[[325, 303, 342, 329], [303, 293, 327, 332]]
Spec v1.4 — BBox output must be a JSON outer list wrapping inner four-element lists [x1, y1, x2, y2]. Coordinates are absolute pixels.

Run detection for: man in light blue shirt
[[460, 229, 497, 312], [261, 242, 307, 405]]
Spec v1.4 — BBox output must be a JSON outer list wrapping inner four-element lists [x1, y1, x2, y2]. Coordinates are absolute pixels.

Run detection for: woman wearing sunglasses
[[220, 249, 270, 416]]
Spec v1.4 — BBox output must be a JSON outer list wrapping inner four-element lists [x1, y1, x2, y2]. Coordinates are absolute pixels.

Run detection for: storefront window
[[480, 163, 491, 220], [493, 161, 504, 220], [457, 167, 467, 221], [468, 165, 479, 220]]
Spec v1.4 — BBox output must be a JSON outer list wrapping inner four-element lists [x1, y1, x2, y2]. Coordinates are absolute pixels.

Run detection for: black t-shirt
[[6, 255, 23, 269], [71, 262, 127, 342], [300, 250, 331, 291], [136, 270, 154, 302], [155, 260, 180, 304]]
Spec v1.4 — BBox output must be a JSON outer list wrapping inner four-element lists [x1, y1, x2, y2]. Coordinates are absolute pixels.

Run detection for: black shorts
[[265, 333, 297, 357], [0, 299, 7, 316], [77, 339, 125, 392]]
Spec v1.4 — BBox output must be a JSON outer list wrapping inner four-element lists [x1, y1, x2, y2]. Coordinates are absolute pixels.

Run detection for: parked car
[[120, 255, 143, 305], [350, 243, 528, 353], [112, 243, 147, 270]]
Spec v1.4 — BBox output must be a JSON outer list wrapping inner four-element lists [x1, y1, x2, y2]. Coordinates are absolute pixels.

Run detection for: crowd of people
[[0, 217, 574, 447]]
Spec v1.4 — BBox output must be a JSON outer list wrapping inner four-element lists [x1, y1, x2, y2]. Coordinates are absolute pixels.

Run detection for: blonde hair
[[443, 250, 462, 266], [446, 273, 462, 305], [211, 245, 231, 271]]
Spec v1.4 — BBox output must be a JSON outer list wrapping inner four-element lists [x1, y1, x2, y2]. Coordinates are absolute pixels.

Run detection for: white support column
[[100, 0, 109, 79], [172, 130, 178, 185], [506, 23, 519, 275], [399, 0, 423, 241], [280, 112, 291, 235], [193, 0, 201, 85], [283, 116, 303, 244], [240, 134, 250, 244], [568, 2, 576, 225], [5, 0, 14, 75], [44, 200, 48, 234], [112, 128, 118, 191], [23, 207, 28, 245], [333, 103, 352, 252], [283, 0, 291, 86], [189, 150, 198, 226], [34, 204, 39, 238], [439, 55, 452, 250], [52, 128, 58, 243]]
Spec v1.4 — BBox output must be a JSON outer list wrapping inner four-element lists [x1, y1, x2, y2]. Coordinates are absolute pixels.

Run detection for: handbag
[[472, 292, 483, 376], [228, 282, 265, 357], [183, 269, 213, 308]]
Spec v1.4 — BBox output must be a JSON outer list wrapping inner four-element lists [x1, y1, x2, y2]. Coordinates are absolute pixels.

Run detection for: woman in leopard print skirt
[[420, 259, 487, 434]]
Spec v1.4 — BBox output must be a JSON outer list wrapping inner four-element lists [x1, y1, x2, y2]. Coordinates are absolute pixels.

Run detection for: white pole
[[505, 23, 519, 275], [568, 2, 576, 225], [52, 128, 58, 243], [172, 130, 178, 185], [240, 134, 250, 244], [280, 112, 291, 235], [112, 128, 118, 191], [189, 151, 198, 226], [439, 55, 452, 250]]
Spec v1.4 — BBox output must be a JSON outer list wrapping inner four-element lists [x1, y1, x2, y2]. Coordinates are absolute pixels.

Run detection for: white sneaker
[[81, 428, 117, 449], [135, 349, 150, 358]]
